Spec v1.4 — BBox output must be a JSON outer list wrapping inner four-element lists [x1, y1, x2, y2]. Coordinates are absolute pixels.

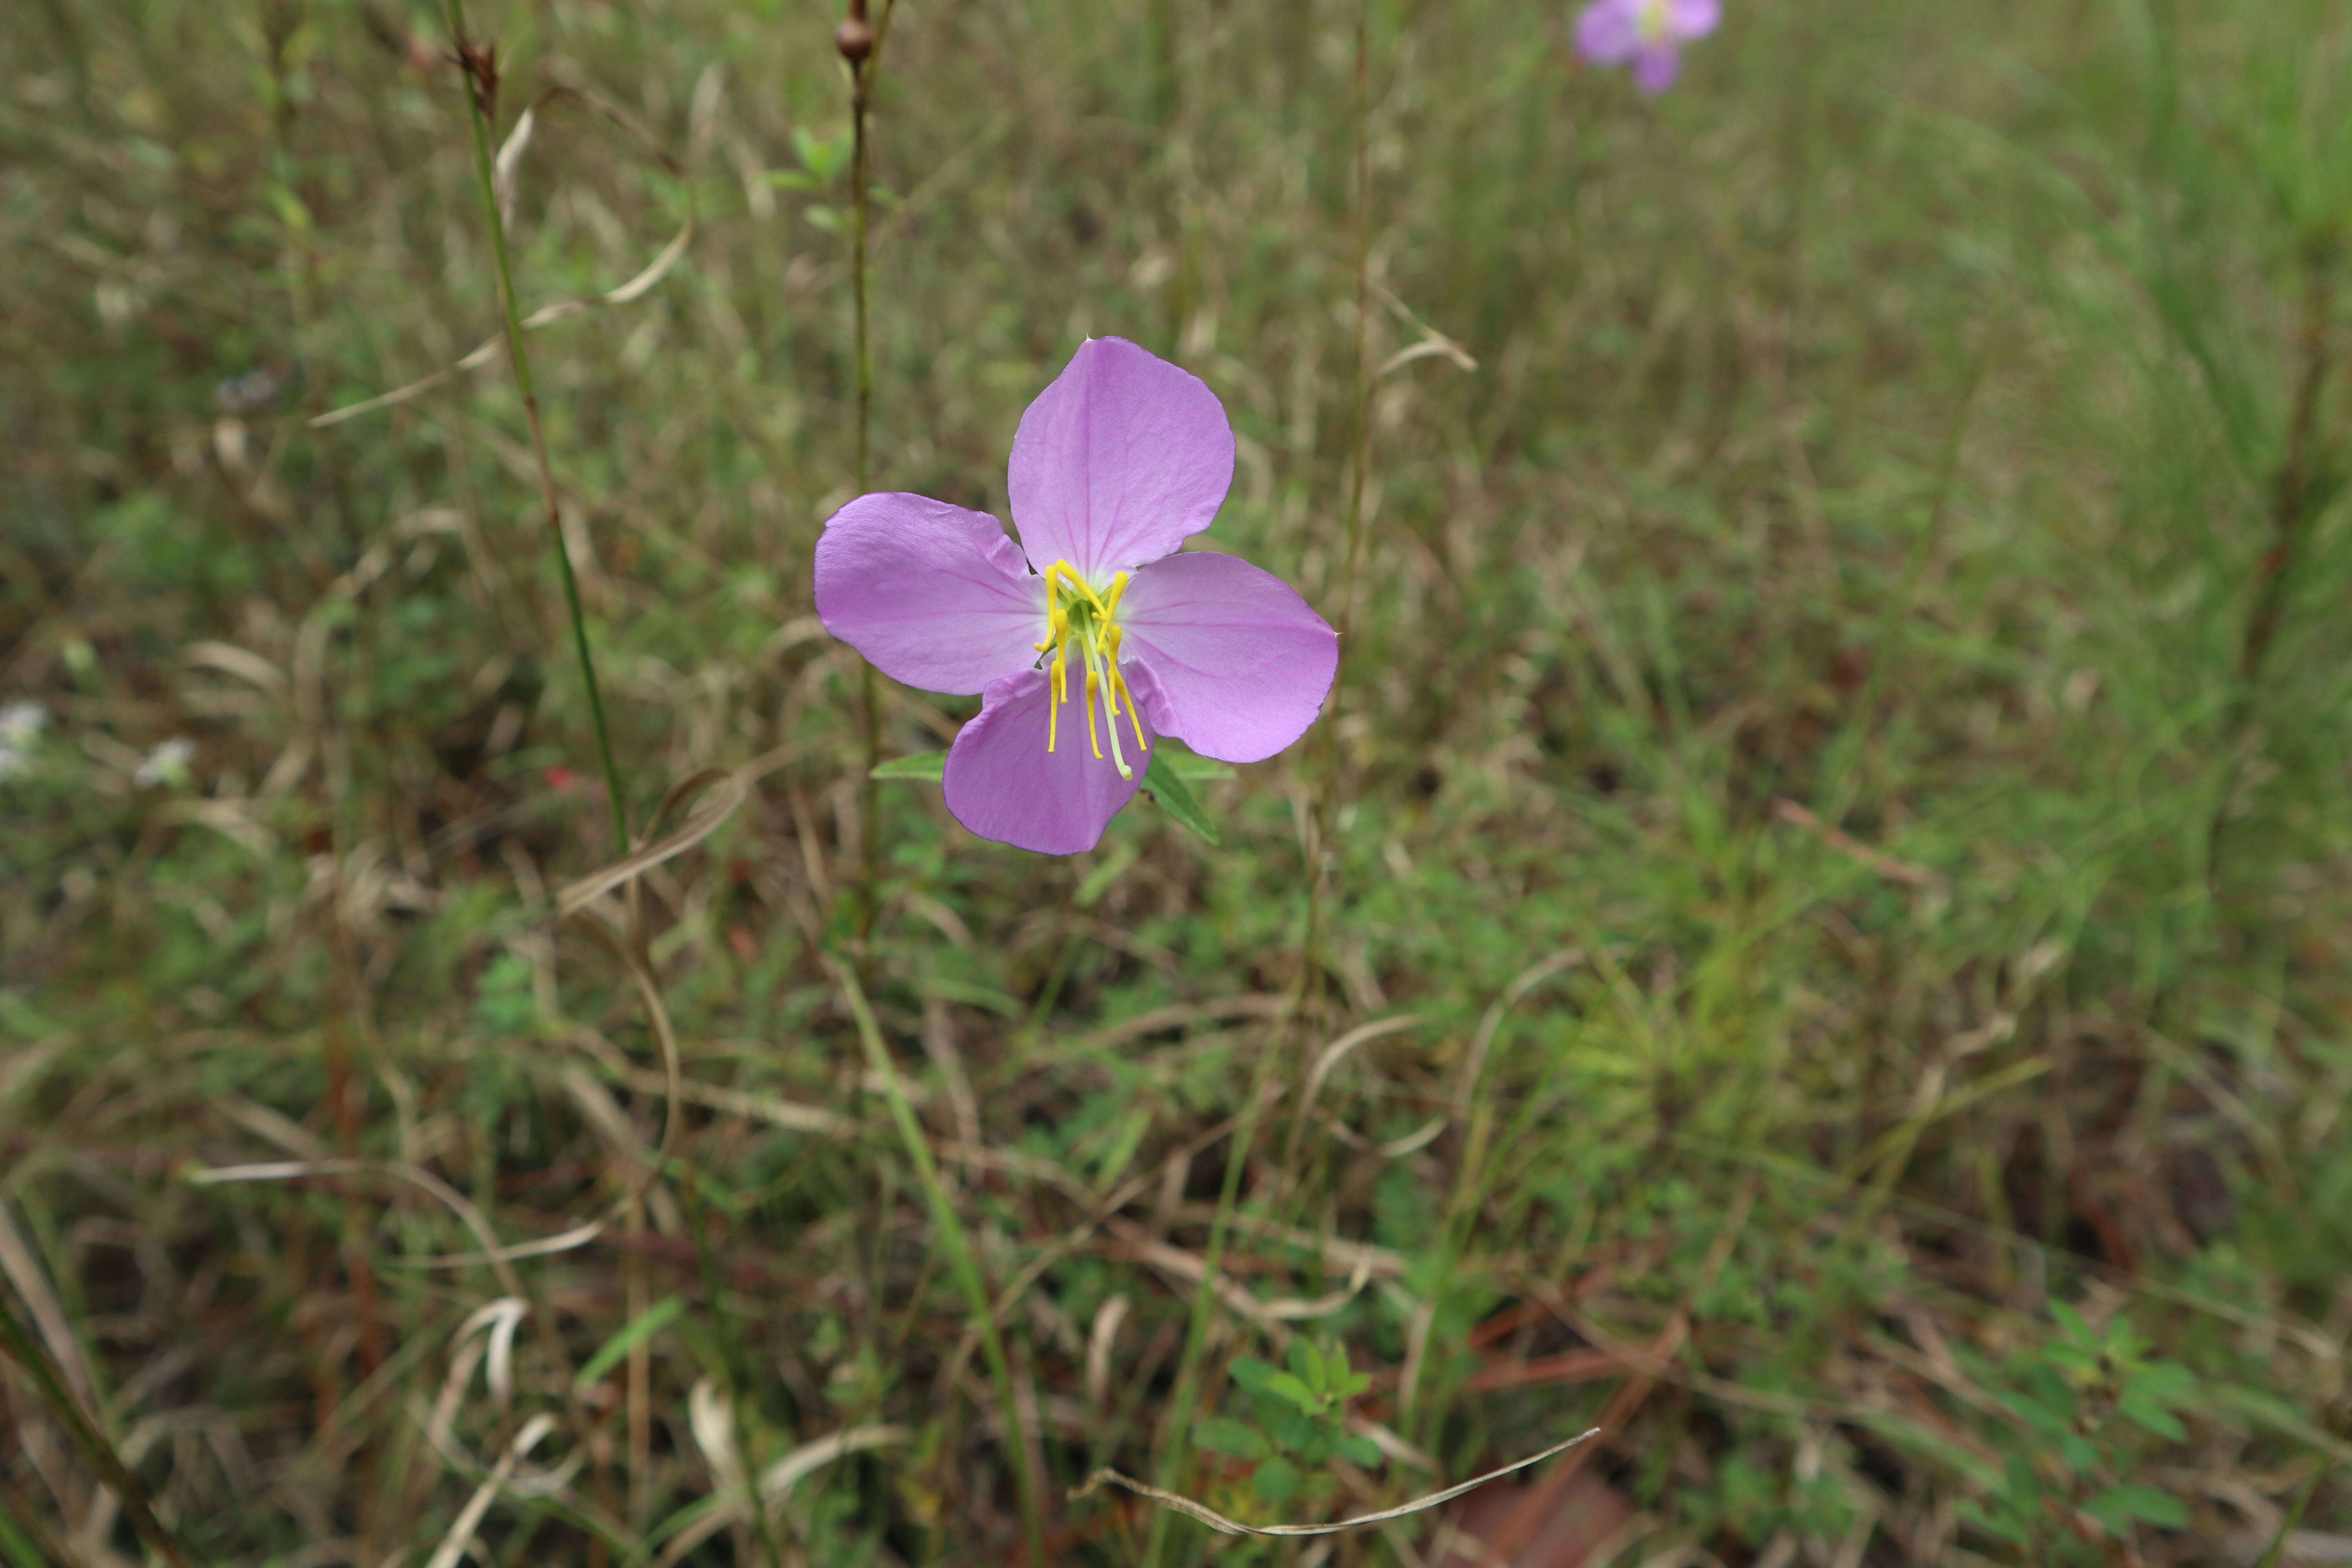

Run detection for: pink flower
[[1576, 0, 1720, 94], [816, 338, 1338, 856]]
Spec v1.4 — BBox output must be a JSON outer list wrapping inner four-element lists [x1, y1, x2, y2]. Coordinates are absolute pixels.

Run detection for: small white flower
[[135, 737, 196, 788], [0, 703, 47, 783], [0, 702, 45, 746]]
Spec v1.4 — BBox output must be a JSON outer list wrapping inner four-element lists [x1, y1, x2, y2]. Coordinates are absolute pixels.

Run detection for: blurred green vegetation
[[3, 0, 2350, 1563]]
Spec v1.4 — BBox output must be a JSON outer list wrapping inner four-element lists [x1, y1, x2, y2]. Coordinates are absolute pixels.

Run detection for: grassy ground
[[4, 0, 2351, 1563]]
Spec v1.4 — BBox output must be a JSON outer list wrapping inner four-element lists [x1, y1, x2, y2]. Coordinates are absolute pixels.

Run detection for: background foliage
[[3, 0, 2350, 1563]]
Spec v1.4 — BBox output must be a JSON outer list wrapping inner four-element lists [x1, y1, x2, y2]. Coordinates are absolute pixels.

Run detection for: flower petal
[[1632, 43, 1682, 93], [1116, 552, 1337, 765], [1575, 0, 1642, 63], [1668, 0, 1720, 39], [943, 667, 1152, 855], [815, 493, 1046, 695], [1006, 337, 1236, 583]]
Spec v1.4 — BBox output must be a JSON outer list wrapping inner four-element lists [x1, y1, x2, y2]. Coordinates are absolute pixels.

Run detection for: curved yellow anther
[[1047, 652, 1066, 753], [1118, 669, 1146, 751], [1038, 560, 1145, 769]]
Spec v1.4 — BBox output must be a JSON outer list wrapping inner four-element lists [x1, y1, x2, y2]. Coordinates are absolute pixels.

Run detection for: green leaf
[[2118, 1392, 2187, 1442], [2001, 1453, 2043, 1510], [1228, 1357, 1278, 1394], [1957, 1499, 2029, 1546], [574, 1297, 686, 1390], [1270, 1407, 1316, 1452], [2129, 1362, 2197, 1406], [2085, 1484, 2188, 1533], [1142, 748, 1220, 845], [1154, 742, 1237, 781], [1252, 1455, 1301, 1506], [792, 125, 852, 183], [2001, 1390, 2073, 1441], [1335, 1434, 1383, 1468], [2049, 1299, 2094, 1346], [870, 751, 947, 781], [1261, 1371, 1319, 1414], [1289, 1337, 1324, 1392], [918, 977, 1023, 1016], [1194, 1417, 1270, 1461]]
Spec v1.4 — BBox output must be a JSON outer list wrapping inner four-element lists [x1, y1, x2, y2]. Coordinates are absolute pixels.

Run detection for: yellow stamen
[[1048, 652, 1066, 753], [1120, 669, 1147, 751], [1036, 558, 1146, 774]]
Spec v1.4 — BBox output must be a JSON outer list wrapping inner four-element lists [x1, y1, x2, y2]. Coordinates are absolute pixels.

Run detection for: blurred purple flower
[[1576, 0, 1719, 94], [816, 338, 1338, 856]]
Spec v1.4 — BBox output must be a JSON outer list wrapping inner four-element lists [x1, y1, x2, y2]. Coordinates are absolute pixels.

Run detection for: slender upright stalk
[[831, 962, 1047, 1566], [1147, 28, 1376, 1560], [0, 1291, 196, 1568], [1283, 0, 1376, 1200], [437, 16, 783, 1562], [842, 1, 893, 938], [1299, 1, 1376, 1014], [2208, 249, 2337, 891], [2235, 256, 2335, 696], [443, 0, 628, 858]]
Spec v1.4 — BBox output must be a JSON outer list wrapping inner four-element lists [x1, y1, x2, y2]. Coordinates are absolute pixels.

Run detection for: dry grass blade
[[1072, 1429, 1600, 1538], [653, 1424, 911, 1566], [557, 752, 797, 918], [312, 85, 693, 429], [1456, 950, 1583, 1116], [1301, 1014, 1422, 1118], [399, 1219, 607, 1271], [606, 1065, 849, 1138], [1376, 339, 1478, 380], [185, 1160, 526, 1300], [424, 1411, 557, 1568], [1769, 799, 1941, 891], [0, 1203, 98, 1415], [1105, 1218, 1372, 1334]]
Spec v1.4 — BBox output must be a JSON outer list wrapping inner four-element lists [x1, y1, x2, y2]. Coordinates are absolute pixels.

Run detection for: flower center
[[1036, 559, 1148, 780], [1637, 0, 1672, 44]]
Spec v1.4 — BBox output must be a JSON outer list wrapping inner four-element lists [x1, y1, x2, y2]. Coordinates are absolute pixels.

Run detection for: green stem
[[1285, 0, 1375, 1213], [831, 961, 1046, 1566], [436, 15, 779, 1563], [1303, 0, 1374, 959], [845, 2, 895, 940], [443, 0, 628, 857], [2208, 250, 2336, 895], [2253, 1457, 2328, 1568], [0, 1292, 198, 1568], [852, 46, 880, 935]]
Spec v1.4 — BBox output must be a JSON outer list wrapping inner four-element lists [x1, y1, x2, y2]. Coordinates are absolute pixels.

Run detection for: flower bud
[[835, 2, 875, 65]]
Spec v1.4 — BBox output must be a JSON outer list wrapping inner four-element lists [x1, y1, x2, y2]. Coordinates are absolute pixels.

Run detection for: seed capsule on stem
[[836, 0, 874, 65]]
